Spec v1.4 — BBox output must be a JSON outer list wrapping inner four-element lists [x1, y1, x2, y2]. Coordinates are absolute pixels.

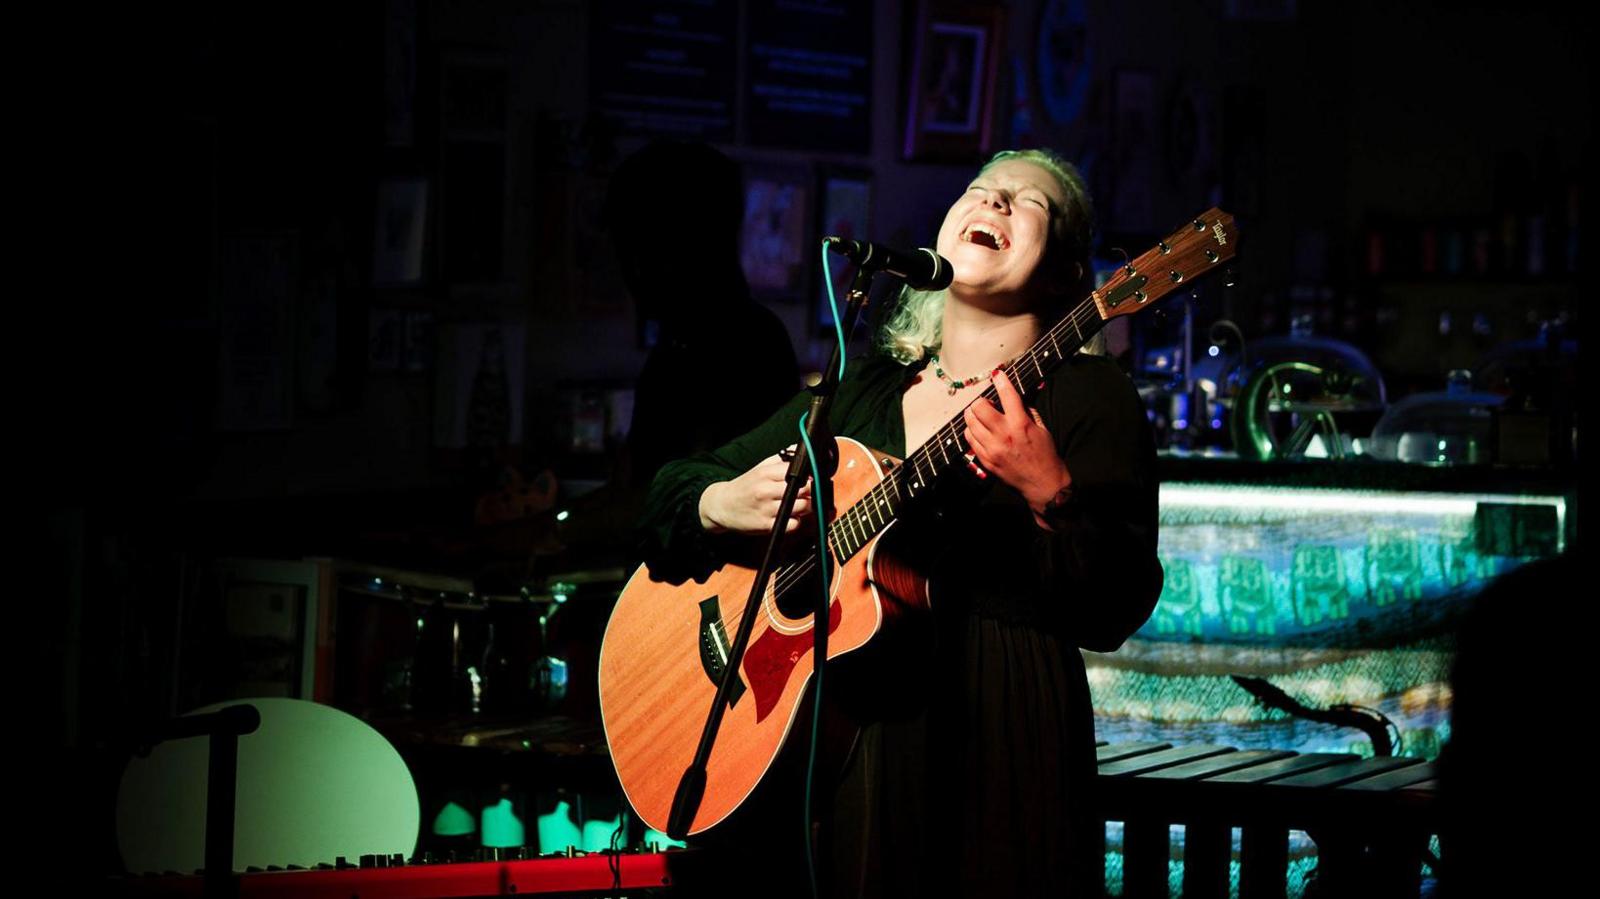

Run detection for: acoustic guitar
[[599, 209, 1239, 835]]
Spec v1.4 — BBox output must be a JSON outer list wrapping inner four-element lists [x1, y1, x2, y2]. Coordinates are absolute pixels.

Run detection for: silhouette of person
[[533, 141, 800, 571], [603, 140, 800, 491], [634, 148, 1151, 897], [1437, 550, 1576, 896]]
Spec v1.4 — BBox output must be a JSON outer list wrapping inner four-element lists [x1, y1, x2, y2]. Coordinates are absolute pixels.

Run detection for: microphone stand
[[666, 263, 877, 863], [136, 704, 262, 899], [1231, 675, 1394, 756]]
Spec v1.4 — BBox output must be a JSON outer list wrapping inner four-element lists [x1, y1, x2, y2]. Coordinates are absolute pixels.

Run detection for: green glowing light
[[536, 800, 580, 854], [434, 801, 476, 837], [581, 813, 623, 852], [1160, 483, 1565, 525], [480, 798, 525, 848], [555, 510, 570, 522]]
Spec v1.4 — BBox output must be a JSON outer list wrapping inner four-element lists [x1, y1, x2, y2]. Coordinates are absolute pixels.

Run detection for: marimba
[[1095, 742, 1437, 899]]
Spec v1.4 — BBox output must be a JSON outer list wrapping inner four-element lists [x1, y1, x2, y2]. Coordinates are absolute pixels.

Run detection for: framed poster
[[903, 2, 1005, 161], [176, 558, 327, 710], [1035, 0, 1091, 129], [591, 0, 736, 141], [745, 1, 872, 152], [814, 171, 871, 334], [740, 165, 812, 302]]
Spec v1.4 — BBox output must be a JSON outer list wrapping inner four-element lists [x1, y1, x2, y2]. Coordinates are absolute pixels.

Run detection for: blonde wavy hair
[[878, 148, 1100, 364]]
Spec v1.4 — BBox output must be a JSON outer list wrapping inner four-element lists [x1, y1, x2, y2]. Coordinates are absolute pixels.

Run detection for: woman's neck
[[936, 294, 1042, 376]]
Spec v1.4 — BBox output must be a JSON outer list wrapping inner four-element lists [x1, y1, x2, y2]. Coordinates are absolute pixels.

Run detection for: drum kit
[[334, 562, 629, 722]]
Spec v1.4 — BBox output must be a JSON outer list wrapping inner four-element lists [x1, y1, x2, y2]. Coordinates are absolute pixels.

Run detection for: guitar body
[[598, 437, 929, 835]]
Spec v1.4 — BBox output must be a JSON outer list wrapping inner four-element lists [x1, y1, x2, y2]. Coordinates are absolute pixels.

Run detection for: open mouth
[[961, 222, 1009, 250]]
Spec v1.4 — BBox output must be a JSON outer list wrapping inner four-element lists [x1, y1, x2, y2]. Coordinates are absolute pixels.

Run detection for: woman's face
[[935, 158, 1070, 305]]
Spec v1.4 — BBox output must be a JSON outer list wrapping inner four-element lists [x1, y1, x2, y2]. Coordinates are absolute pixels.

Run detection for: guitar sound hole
[[772, 556, 829, 620]]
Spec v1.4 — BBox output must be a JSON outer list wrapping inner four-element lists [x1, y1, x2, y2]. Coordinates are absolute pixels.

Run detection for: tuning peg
[[1110, 247, 1135, 275]]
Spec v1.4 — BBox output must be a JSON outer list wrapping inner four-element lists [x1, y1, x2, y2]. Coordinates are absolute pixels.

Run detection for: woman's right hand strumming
[[698, 450, 814, 535]]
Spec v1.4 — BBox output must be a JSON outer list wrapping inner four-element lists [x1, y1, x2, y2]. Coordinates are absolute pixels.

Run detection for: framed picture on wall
[[740, 164, 812, 303], [814, 170, 871, 334], [903, 2, 1005, 161], [176, 558, 328, 711]]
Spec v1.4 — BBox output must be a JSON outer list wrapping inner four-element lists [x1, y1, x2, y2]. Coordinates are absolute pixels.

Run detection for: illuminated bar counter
[[1091, 455, 1572, 757], [1083, 455, 1571, 891]]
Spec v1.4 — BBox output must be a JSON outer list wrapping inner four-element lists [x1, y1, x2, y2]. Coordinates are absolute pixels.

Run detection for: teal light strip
[[1162, 484, 1565, 533]]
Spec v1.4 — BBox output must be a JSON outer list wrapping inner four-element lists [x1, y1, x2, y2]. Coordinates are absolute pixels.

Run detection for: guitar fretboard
[[824, 296, 1108, 562]]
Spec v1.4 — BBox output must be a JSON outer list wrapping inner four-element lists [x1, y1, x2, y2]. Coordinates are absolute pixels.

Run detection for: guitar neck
[[820, 208, 1237, 566], [823, 296, 1106, 563]]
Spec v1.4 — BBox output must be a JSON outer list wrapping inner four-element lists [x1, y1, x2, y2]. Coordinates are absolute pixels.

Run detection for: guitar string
[[761, 297, 1109, 615], [745, 297, 1110, 623]]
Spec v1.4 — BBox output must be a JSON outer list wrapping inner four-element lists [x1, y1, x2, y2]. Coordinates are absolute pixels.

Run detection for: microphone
[[824, 237, 954, 290]]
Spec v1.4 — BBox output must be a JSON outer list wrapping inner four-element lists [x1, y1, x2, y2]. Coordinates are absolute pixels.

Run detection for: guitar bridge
[[697, 596, 746, 707]]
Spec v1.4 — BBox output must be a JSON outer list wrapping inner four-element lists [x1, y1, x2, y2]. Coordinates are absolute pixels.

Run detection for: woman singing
[[638, 148, 1162, 896]]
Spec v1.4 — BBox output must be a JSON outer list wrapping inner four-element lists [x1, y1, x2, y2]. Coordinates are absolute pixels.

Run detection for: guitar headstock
[[1092, 208, 1237, 322]]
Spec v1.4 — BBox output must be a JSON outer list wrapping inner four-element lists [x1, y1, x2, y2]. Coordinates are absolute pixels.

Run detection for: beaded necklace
[[928, 353, 992, 396]]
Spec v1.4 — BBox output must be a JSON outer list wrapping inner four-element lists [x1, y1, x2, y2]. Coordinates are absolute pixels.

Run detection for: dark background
[[24, 0, 1585, 880]]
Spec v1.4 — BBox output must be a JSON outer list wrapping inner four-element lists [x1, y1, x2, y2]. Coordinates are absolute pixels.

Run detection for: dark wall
[[50, 0, 1586, 509], [39, 0, 1587, 741], [27, 1, 1585, 882]]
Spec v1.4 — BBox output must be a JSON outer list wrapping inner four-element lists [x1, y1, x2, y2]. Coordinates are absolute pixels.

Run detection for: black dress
[[638, 351, 1161, 897]]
